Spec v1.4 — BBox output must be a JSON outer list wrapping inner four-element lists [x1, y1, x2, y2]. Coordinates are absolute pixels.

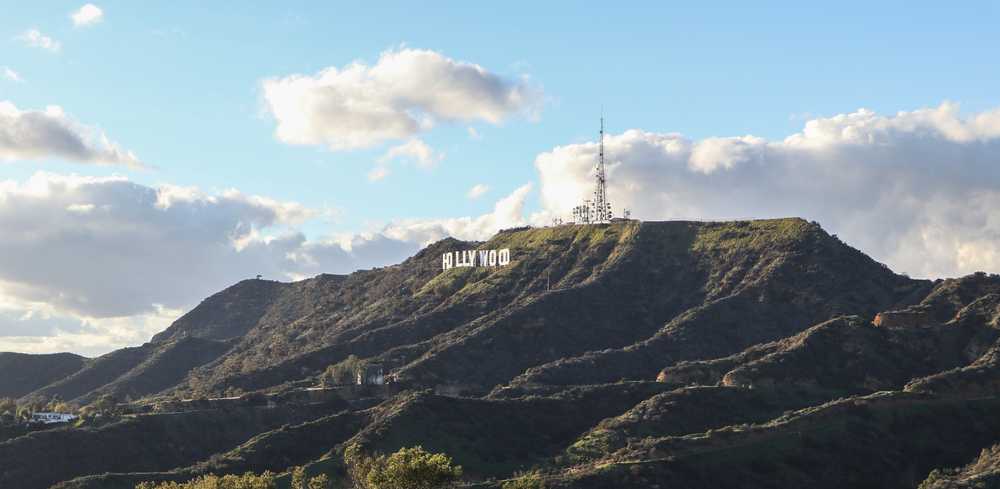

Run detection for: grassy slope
[[509, 219, 928, 387], [53, 408, 370, 489], [0, 403, 338, 489], [0, 352, 86, 398], [19, 218, 1000, 489], [346, 383, 673, 477], [544, 393, 1000, 489], [919, 443, 1000, 488], [23, 345, 153, 403]]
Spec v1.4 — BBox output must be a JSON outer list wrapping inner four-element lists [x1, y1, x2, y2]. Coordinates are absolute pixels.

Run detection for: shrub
[[322, 355, 364, 386], [135, 466, 332, 489], [345, 445, 462, 489], [135, 472, 277, 489], [501, 471, 545, 489]]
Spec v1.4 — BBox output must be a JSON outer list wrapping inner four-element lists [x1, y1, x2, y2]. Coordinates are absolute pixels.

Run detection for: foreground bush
[[135, 472, 276, 489], [501, 471, 545, 489], [135, 467, 331, 489], [346, 445, 462, 489]]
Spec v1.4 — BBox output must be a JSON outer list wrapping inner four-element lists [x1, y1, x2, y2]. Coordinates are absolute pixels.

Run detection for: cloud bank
[[535, 102, 1000, 279], [0, 174, 534, 355], [261, 47, 542, 151], [0, 102, 143, 167]]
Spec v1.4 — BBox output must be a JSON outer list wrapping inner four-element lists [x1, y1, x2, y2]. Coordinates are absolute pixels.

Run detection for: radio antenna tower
[[571, 116, 614, 224], [593, 116, 612, 223]]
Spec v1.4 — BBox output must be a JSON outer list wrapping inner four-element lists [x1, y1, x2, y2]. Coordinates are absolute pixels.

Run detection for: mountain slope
[[0, 352, 86, 398], [12, 218, 1000, 489], [176, 219, 926, 398], [508, 220, 928, 388]]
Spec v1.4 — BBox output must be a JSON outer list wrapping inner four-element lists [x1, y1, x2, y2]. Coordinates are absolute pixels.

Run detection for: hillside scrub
[[346, 445, 462, 489], [12, 220, 1000, 489], [133, 468, 332, 489]]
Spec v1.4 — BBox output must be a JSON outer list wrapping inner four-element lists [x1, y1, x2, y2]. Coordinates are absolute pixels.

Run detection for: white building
[[30, 412, 78, 424], [356, 365, 385, 385]]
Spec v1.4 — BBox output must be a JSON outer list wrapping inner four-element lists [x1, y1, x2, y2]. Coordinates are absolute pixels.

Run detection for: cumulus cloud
[[0, 101, 143, 167], [535, 102, 1000, 278], [2, 67, 23, 83], [378, 138, 442, 169], [382, 183, 534, 245], [0, 302, 182, 357], [0, 174, 535, 354], [367, 166, 390, 182], [17, 29, 61, 53], [71, 4, 104, 27], [467, 183, 489, 199], [0, 173, 315, 319], [261, 47, 542, 150]]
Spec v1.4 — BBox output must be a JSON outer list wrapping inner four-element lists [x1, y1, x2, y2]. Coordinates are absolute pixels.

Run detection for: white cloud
[[382, 183, 534, 245], [261, 47, 542, 150], [2, 67, 23, 83], [378, 138, 442, 169], [16, 29, 61, 53], [467, 127, 482, 140], [0, 172, 319, 320], [0, 173, 535, 354], [71, 4, 104, 27], [0, 101, 144, 167], [0, 303, 181, 357], [467, 183, 490, 199], [368, 166, 390, 182], [535, 102, 1000, 279]]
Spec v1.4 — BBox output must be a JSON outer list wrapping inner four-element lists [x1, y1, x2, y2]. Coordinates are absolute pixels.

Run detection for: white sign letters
[[442, 248, 511, 270]]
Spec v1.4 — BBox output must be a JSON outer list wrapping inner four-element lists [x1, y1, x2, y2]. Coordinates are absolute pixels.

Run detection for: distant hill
[[9, 219, 1000, 489], [0, 352, 86, 398]]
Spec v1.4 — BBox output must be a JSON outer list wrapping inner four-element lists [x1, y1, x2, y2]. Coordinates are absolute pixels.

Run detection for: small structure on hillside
[[356, 364, 385, 385], [30, 412, 78, 425]]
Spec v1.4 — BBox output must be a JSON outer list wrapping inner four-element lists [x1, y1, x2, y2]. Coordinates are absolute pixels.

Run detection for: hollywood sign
[[442, 249, 511, 270]]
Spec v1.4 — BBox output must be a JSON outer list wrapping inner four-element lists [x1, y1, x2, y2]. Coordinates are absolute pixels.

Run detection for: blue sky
[[4, 2, 999, 231], [3, 2, 1000, 354]]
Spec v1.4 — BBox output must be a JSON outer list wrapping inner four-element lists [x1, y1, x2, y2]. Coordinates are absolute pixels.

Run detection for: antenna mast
[[570, 116, 614, 224], [592, 117, 612, 223]]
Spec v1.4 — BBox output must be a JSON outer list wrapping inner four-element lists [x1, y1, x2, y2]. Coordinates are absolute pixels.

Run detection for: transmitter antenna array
[[573, 117, 614, 224]]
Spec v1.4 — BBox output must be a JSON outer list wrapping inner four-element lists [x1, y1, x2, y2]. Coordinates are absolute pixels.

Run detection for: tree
[[291, 466, 307, 489], [0, 397, 16, 416], [345, 445, 462, 489], [307, 474, 331, 489], [85, 394, 119, 417], [322, 355, 364, 386], [17, 404, 35, 422]]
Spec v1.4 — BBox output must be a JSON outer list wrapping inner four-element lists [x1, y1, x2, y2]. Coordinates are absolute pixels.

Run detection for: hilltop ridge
[[13, 218, 925, 402], [7, 218, 1000, 489]]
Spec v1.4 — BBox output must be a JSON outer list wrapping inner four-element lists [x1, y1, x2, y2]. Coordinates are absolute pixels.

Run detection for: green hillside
[[0, 352, 86, 398], [8, 219, 1000, 489]]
